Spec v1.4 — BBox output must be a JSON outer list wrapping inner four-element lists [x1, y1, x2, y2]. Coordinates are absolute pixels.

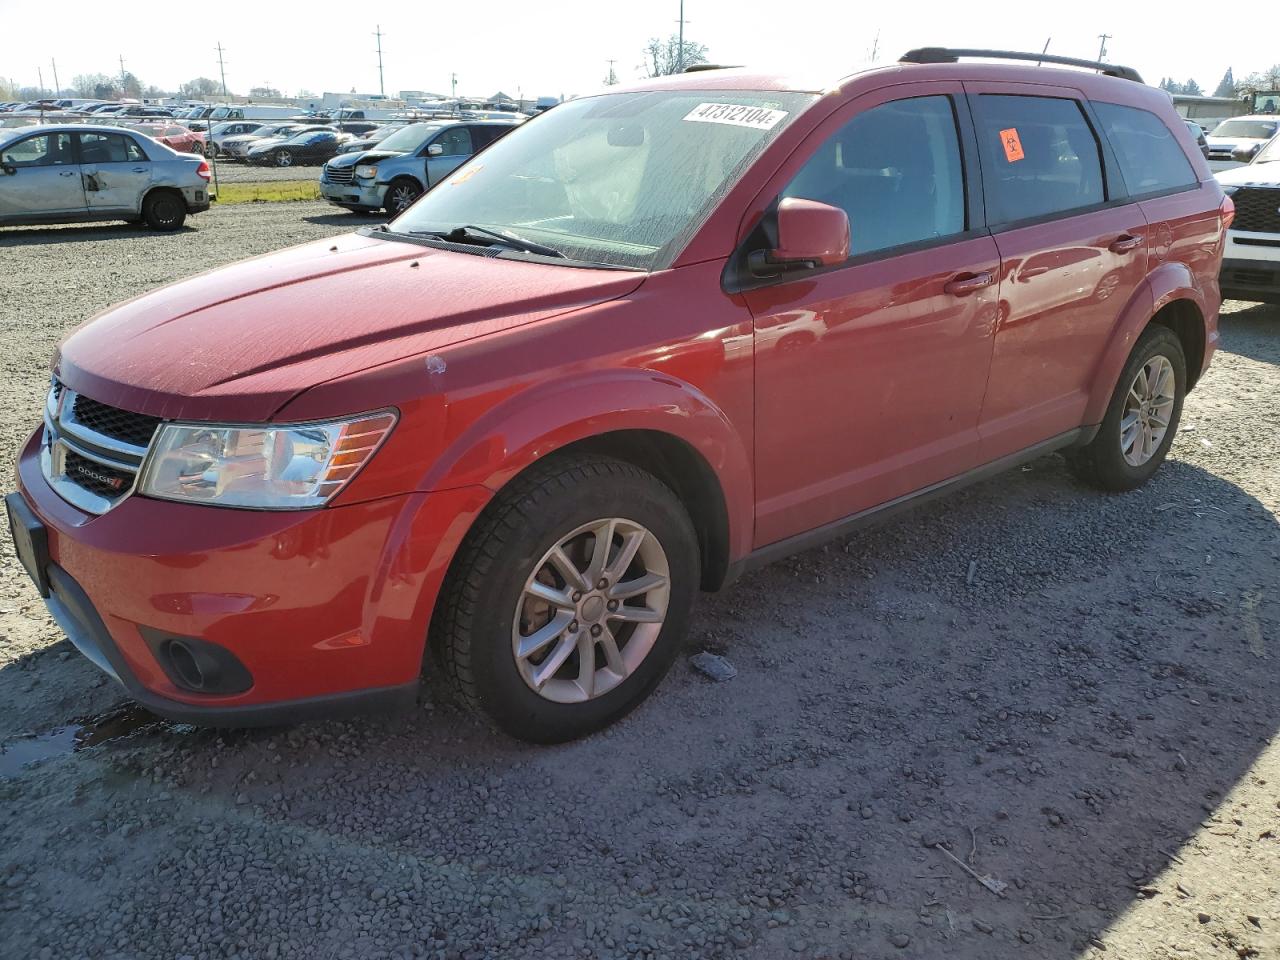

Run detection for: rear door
[[965, 83, 1148, 458], [0, 131, 84, 219], [77, 132, 154, 214]]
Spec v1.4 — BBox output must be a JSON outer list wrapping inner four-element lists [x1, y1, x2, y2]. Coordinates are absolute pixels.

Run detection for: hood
[[1206, 136, 1266, 150], [326, 148, 406, 169], [57, 232, 645, 422], [1215, 162, 1280, 187]]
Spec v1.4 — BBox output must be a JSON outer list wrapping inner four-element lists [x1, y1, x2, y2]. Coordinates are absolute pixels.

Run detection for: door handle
[[943, 272, 996, 296], [131, 167, 147, 173], [1109, 234, 1143, 254], [59, 171, 76, 177]]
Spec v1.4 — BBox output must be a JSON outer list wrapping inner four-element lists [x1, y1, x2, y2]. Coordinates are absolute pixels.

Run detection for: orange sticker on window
[[449, 164, 483, 185], [1000, 127, 1025, 163]]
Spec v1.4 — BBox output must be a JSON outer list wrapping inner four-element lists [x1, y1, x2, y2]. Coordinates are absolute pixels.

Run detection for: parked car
[[246, 129, 349, 166], [1205, 115, 1280, 164], [321, 119, 521, 213], [133, 123, 206, 155], [1185, 120, 1211, 159], [5, 50, 1228, 742], [208, 104, 304, 123], [207, 121, 268, 156], [338, 122, 412, 154], [220, 123, 321, 159], [1216, 132, 1280, 303], [0, 124, 211, 229]]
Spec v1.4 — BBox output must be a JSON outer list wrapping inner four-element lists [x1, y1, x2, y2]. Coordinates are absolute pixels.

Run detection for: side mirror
[[749, 197, 850, 277], [427, 143, 444, 157]]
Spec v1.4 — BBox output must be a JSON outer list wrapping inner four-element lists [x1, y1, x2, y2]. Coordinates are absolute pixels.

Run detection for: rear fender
[[1082, 263, 1206, 424]]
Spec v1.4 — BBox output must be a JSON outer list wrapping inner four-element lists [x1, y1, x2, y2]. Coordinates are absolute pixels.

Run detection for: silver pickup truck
[[0, 125, 212, 230], [320, 118, 521, 215]]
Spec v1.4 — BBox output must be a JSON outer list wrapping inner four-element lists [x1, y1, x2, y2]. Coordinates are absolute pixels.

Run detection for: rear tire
[[141, 190, 187, 231], [275, 150, 293, 167], [432, 455, 699, 743], [1068, 325, 1186, 491]]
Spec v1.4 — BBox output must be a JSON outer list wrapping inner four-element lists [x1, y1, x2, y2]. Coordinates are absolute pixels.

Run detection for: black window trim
[[965, 91, 1120, 234], [724, 91, 984, 294], [2, 131, 75, 168]]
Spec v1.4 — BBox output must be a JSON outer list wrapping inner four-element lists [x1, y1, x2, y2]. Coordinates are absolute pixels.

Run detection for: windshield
[[1254, 134, 1280, 164], [393, 90, 814, 270], [1212, 119, 1279, 139], [376, 122, 441, 153]]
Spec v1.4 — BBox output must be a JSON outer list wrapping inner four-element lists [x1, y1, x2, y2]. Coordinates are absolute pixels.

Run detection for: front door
[[748, 86, 1001, 547], [424, 126, 474, 187], [77, 132, 153, 214], [0, 131, 85, 220], [965, 84, 1149, 458]]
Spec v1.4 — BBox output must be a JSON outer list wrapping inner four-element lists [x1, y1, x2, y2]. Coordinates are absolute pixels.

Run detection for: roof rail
[[683, 64, 741, 73], [899, 47, 1143, 84]]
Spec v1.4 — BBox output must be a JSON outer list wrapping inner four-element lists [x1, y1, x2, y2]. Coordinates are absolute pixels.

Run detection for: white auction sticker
[[683, 102, 788, 130]]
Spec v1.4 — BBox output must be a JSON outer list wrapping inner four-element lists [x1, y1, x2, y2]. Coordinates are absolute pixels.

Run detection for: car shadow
[[0, 222, 197, 246], [1219, 300, 1279, 365], [300, 211, 386, 226], [0, 449, 1275, 959]]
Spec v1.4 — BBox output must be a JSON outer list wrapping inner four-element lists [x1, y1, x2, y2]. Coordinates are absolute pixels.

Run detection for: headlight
[[138, 411, 396, 509], [355, 164, 379, 179]]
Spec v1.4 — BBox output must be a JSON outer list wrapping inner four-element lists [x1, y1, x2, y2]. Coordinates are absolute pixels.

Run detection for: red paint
[[15, 61, 1226, 717]]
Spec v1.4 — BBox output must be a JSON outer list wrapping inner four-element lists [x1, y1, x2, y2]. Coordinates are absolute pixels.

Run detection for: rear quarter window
[[1093, 102, 1197, 196]]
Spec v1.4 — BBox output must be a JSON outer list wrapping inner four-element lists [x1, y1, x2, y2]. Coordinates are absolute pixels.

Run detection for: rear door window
[[1093, 102, 1197, 196], [971, 95, 1106, 225], [77, 133, 147, 164], [780, 95, 967, 258]]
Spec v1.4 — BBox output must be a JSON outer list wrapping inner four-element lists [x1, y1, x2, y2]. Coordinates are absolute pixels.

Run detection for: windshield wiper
[[421, 224, 566, 259]]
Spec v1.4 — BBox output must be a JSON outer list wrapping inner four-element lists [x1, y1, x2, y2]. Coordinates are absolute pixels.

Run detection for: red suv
[[6, 49, 1230, 742]]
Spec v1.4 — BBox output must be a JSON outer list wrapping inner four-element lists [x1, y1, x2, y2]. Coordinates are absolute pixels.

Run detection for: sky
[[0, 0, 1273, 101]]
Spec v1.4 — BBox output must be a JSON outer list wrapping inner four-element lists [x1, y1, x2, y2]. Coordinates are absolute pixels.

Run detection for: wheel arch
[[421, 371, 753, 594], [1084, 263, 1210, 423]]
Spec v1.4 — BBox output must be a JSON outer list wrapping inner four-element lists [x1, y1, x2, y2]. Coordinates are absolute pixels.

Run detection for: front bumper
[[1220, 254, 1280, 304], [320, 177, 386, 209], [12, 428, 492, 725]]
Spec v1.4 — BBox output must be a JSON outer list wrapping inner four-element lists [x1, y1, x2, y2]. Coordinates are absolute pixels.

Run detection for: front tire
[[1068, 325, 1186, 491], [141, 190, 186, 231], [275, 150, 293, 167], [433, 456, 699, 743], [384, 177, 422, 215]]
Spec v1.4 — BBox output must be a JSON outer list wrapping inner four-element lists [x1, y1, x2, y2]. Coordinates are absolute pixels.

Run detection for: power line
[[374, 25, 385, 97]]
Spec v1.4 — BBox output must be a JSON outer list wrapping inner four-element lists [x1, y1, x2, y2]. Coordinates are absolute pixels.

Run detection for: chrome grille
[[324, 164, 355, 184], [1230, 187, 1280, 235], [40, 379, 157, 515]]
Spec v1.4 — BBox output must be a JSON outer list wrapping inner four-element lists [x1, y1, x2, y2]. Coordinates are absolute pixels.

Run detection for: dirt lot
[[0, 202, 1277, 960]]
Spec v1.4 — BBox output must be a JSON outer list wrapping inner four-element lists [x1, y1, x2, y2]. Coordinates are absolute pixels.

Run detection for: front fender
[[1082, 262, 1207, 424], [422, 369, 754, 561]]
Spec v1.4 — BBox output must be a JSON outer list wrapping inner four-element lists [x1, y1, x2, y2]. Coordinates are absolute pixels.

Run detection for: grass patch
[[213, 180, 322, 205]]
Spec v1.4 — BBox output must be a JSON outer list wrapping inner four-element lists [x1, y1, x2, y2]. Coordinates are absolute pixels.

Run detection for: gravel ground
[[1, 202, 1278, 960], [208, 159, 337, 183]]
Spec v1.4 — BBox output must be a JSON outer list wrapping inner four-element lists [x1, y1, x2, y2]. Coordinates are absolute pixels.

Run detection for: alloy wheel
[[1120, 355, 1175, 466], [390, 184, 420, 212], [276, 151, 292, 167], [512, 518, 670, 704]]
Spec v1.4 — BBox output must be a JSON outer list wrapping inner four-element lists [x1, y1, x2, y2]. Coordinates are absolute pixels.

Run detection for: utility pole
[[869, 29, 880, 62], [605, 59, 618, 85], [50, 58, 60, 96], [374, 25, 385, 97], [1097, 34, 1111, 64], [37, 66, 45, 97], [451, 72, 457, 99], [676, 0, 688, 73], [118, 55, 127, 96], [216, 42, 229, 101]]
